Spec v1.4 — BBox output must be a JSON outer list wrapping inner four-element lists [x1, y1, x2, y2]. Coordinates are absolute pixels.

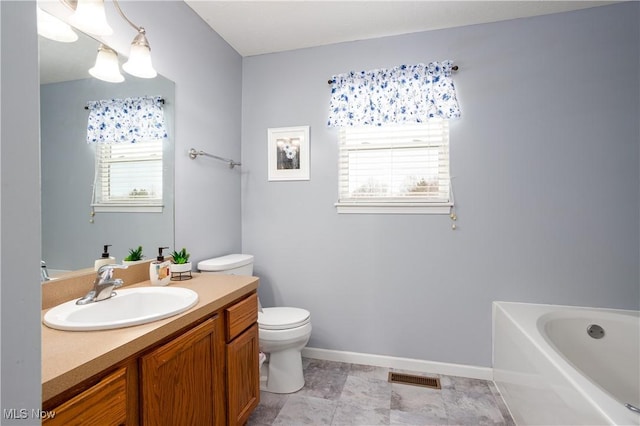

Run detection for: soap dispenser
[[94, 244, 115, 271], [150, 246, 171, 286]]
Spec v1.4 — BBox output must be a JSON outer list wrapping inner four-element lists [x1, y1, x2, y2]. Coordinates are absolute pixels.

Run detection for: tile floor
[[247, 358, 515, 426]]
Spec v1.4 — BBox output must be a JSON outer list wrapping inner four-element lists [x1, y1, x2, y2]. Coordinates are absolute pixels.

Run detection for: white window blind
[[337, 120, 451, 214], [92, 140, 163, 212]]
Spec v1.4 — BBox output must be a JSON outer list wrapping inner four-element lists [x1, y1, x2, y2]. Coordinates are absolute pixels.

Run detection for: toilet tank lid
[[197, 254, 254, 271]]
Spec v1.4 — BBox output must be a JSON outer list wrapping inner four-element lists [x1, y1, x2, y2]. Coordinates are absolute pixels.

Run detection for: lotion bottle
[[94, 244, 115, 271], [150, 246, 171, 286]]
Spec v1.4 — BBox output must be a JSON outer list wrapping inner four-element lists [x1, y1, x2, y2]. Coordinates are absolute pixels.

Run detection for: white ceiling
[[39, 1, 618, 83], [184, 1, 618, 57]]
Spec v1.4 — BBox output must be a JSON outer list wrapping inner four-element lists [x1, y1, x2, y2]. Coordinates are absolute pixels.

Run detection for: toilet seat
[[259, 307, 310, 330]]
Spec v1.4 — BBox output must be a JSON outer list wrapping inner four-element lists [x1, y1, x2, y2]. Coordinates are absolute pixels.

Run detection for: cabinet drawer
[[44, 367, 127, 426], [225, 293, 258, 342]]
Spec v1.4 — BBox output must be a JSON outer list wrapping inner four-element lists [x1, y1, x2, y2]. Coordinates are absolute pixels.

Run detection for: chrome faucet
[[76, 264, 128, 305], [41, 260, 51, 282]]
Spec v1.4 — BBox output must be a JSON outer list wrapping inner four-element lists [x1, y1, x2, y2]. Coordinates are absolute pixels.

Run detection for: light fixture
[[58, 0, 158, 81], [113, 1, 157, 79], [68, 0, 113, 36], [121, 28, 157, 79], [37, 7, 79, 42], [88, 44, 124, 83]]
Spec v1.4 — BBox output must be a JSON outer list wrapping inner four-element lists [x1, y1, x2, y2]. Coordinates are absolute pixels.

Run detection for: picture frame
[[267, 126, 310, 181]]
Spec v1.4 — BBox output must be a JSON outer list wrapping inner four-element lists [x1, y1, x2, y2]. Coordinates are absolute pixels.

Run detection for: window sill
[[335, 202, 451, 215], [92, 204, 164, 213]]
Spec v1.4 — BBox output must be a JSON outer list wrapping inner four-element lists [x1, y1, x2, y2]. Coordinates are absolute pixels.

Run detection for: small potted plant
[[123, 245, 144, 265], [170, 248, 192, 279]]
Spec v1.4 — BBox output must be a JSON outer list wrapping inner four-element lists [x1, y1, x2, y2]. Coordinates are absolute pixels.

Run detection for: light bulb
[[122, 29, 157, 79], [37, 8, 78, 43], [69, 0, 113, 37], [89, 45, 124, 83]]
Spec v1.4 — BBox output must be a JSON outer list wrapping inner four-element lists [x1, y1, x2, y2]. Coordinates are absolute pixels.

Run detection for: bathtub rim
[[492, 301, 640, 426]]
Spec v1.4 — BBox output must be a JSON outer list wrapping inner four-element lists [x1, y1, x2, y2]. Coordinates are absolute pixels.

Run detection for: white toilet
[[197, 254, 312, 394]]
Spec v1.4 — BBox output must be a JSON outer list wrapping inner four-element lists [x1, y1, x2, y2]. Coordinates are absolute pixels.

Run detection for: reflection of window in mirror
[[86, 95, 167, 213], [39, 19, 176, 272], [93, 141, 163, 212]]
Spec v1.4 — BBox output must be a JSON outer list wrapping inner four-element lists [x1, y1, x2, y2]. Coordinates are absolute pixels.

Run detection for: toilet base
[[260, 350, 305, 393]]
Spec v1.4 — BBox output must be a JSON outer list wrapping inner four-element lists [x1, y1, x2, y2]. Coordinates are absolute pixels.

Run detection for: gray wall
[[241, 3, 640, 367], [1, 0, 242, 418], [41, 77, 175, 271], [1, 1, 42, 420]]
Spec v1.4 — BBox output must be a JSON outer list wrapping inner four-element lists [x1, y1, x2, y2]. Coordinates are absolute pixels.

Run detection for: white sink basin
[[44, 287, 199, 331]]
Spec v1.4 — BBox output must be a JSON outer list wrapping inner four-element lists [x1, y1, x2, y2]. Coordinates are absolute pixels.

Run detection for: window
[[336, 120, 451, 214], [92, 140, 163, 212]]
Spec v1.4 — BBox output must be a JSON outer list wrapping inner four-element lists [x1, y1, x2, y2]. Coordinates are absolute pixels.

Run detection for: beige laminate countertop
[[42, 273, 259, 402]]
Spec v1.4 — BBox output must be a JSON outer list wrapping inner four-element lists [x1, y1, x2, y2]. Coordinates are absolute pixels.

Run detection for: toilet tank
[[197, 254, 254, 275]]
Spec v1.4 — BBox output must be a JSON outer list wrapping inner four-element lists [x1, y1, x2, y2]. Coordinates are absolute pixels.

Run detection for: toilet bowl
[[258, 307, 311, 393], [197, 254, 312, 394]]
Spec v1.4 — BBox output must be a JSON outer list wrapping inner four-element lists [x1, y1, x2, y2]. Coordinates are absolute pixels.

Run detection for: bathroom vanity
[[41, 265, 260, 425]]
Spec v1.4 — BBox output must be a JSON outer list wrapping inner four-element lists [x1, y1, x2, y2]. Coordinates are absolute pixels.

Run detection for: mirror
[[39, 24, 175, 275]]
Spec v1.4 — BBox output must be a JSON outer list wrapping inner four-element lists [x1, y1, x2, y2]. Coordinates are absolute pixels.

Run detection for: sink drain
[[587, 324, 605, 339]]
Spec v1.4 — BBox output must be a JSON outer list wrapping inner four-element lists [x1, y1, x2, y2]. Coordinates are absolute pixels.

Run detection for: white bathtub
[[493, 301, 639, 425]]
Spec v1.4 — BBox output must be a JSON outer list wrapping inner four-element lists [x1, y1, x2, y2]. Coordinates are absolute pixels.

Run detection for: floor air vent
[[388, 372, 441, 389]]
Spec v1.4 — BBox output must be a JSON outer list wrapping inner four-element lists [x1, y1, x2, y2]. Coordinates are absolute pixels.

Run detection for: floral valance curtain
[[327, 60, 460, 127], [86, 96, 167, 144]]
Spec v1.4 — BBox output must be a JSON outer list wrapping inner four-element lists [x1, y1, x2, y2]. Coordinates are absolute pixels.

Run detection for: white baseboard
[[301, 347, 493, 381]]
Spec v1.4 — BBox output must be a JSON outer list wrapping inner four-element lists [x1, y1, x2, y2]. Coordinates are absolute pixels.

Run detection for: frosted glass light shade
[[122, 30, 157, 79], [89, 45, 124, 83], [37, 8, 78, 43], [123, 44, 157, 79], [69, 0, 113, 36]]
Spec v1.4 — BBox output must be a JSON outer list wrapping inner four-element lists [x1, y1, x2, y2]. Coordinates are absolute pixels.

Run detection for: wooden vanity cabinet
[[225, 293, 260, 426], [43, 291, 259, 426]]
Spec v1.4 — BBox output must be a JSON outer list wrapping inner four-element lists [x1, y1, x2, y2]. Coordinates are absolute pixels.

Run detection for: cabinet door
[[226, 323, 260, 426], [43, 366, 128, 426], [140, 317, 221, 426]]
